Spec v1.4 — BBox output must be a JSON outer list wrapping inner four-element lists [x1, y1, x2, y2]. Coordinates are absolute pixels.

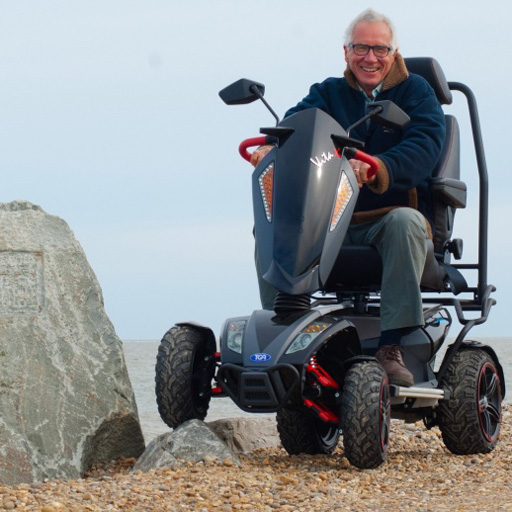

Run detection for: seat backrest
[[405, 57, 466, 255], [404, 57, 452, 105], [432, 115, 460, 180], [430, 115, 466, 253]]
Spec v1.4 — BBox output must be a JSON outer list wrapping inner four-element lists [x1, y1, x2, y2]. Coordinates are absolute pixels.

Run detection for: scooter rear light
[[258, 163, 274, 222], [330, 171, 353, 232]]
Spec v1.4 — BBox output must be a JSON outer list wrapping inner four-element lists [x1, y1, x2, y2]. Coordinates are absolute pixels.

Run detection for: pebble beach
[[1, 405, 511, 512]]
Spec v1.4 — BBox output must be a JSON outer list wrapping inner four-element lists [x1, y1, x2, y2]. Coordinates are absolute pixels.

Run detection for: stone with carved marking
[[0, 201, 144, 485]]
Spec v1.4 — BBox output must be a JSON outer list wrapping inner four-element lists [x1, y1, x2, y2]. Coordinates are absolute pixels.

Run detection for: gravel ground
[[2, 406, 512, 512]]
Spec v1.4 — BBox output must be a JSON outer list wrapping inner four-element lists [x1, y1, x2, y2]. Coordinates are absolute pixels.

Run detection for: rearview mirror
[[368, 100, 410, 129], [219, 79, 266, 105]]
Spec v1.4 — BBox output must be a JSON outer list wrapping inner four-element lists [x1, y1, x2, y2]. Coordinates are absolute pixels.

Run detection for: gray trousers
[[255, 207, 429, 331]]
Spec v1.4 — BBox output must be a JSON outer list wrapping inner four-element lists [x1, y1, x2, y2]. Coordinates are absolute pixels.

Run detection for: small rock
[[279, 475, 298, 485], [208, 417, 280, 454], [132, 420, 241, 472]]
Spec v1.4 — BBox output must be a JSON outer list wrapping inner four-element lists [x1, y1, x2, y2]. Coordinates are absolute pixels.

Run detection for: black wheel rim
[[379, 378, 390, 452], [478, 362, 502, 442], [316, 420, 340, 449]]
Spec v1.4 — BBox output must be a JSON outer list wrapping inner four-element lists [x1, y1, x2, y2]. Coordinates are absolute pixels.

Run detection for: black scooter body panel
[[220, 307, 360, 367], [219, 304, 452, 412], [253, 108, 359, 295]]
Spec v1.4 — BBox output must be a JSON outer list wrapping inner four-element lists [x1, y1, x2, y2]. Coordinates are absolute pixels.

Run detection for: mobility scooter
[[155, 58, 504, 469]]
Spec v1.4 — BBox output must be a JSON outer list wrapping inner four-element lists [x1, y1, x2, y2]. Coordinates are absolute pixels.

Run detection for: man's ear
[[343, 45, 349, 63]]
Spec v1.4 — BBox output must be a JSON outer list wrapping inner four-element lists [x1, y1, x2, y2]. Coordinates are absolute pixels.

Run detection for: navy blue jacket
[[285, 54, 445, 230]]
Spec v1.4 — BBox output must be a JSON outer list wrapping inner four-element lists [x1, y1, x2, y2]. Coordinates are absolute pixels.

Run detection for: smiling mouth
[[361, 67, 380, 73]]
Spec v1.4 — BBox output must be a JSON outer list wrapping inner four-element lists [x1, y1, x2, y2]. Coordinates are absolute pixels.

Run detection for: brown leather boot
[[375, 345, 414, 387]]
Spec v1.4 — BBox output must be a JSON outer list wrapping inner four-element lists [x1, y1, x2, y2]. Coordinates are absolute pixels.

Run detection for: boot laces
[[382, 345, 405, 364]]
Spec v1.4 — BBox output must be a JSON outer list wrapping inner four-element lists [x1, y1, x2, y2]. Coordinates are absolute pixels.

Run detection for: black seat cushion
[[323, 241, 449, 293]]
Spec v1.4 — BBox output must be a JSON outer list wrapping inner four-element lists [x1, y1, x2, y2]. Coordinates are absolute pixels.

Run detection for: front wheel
[[276, 407, 340, 455], [155, 325, 216, 428], [437, 348, 502, 454], [341, 361, 390, 469]]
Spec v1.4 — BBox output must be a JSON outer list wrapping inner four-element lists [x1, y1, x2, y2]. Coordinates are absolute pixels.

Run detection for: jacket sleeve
[[369, 76, 446, 193], [284, 81, 332, 118]]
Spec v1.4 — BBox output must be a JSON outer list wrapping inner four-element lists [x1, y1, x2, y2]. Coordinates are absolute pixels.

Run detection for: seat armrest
[[431, 177, 467, 209]]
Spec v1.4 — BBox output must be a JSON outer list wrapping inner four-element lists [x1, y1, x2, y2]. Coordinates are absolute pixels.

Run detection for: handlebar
[[238, 137, 379, 179], [343, 147, 379, 179]]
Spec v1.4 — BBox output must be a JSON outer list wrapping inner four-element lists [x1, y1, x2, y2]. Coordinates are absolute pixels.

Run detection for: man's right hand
[[349, 158, 376, 188], [250, 145, 273, 167]]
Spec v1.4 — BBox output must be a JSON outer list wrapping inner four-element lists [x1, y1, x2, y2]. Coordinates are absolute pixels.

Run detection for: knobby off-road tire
[[155, 325, 216, 428], [277, 407, 341, 455], [437, 348, 502, 455], [341, 361, 390, 469]]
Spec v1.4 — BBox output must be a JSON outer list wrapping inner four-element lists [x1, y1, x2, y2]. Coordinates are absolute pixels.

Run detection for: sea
[[123, 337, 512, 444]]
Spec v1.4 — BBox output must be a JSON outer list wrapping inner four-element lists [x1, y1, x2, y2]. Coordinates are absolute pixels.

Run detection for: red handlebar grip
[[353, 149, 379, 179], [239, 136, 268, 162]]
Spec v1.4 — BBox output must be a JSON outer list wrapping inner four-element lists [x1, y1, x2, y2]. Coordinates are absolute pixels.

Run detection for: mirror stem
[[250, 85, 281, 126], [346, 106, 383, 136]]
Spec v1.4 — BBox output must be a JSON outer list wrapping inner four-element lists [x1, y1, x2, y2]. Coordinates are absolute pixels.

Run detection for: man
[[251, 9, 446, 387]]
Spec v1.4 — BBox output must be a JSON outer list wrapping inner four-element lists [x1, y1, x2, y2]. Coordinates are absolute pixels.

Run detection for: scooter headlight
[[226, 320, 246, 354], [330, 171, 353, 232], [258, 162, 274, 222], [286, 322, 331, 354]]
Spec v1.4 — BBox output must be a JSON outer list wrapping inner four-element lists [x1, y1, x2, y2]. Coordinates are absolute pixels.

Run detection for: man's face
[[344, 20, 396, 96]]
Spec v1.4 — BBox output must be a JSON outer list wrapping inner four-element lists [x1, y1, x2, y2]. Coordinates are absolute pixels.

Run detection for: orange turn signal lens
[[258, 163, 274, 222], [286, 322, 331, 354], [330, 171, 353, 232]]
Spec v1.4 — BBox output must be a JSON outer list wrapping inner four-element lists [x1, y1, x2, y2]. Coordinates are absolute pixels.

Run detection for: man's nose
[[364, 49, 379, 61]]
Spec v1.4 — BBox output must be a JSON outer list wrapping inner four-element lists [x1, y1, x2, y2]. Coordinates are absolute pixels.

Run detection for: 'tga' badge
[[250, 353, 271, 362]]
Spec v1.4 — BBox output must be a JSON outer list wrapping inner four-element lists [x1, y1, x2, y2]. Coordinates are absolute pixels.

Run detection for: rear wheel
[[341, 361, 390, 469], [155, 325, 216, 428], [437, 348, 502, 454], [277, 407, 340, 455]]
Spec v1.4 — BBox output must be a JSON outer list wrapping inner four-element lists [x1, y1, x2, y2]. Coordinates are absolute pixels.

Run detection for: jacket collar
[[344, 52, 409, 93]]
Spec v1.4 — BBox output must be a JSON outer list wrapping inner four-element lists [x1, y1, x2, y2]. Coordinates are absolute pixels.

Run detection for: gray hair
[[344, 8, 398, 49]]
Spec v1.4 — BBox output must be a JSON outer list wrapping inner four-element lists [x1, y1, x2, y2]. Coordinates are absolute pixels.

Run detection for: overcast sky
[[0, 0, 510, 340]]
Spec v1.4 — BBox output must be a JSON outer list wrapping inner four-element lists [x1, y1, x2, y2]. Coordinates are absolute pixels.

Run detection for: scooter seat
[[323, 240, 465, 294], [323, 59, 468, 297]]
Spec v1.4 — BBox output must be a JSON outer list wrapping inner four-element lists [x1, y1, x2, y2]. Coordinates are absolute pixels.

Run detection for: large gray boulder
[[0, 201, 144, 485]]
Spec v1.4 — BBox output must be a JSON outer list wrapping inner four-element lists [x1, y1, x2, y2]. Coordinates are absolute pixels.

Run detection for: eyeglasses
[[348, 43, 393, 58]]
